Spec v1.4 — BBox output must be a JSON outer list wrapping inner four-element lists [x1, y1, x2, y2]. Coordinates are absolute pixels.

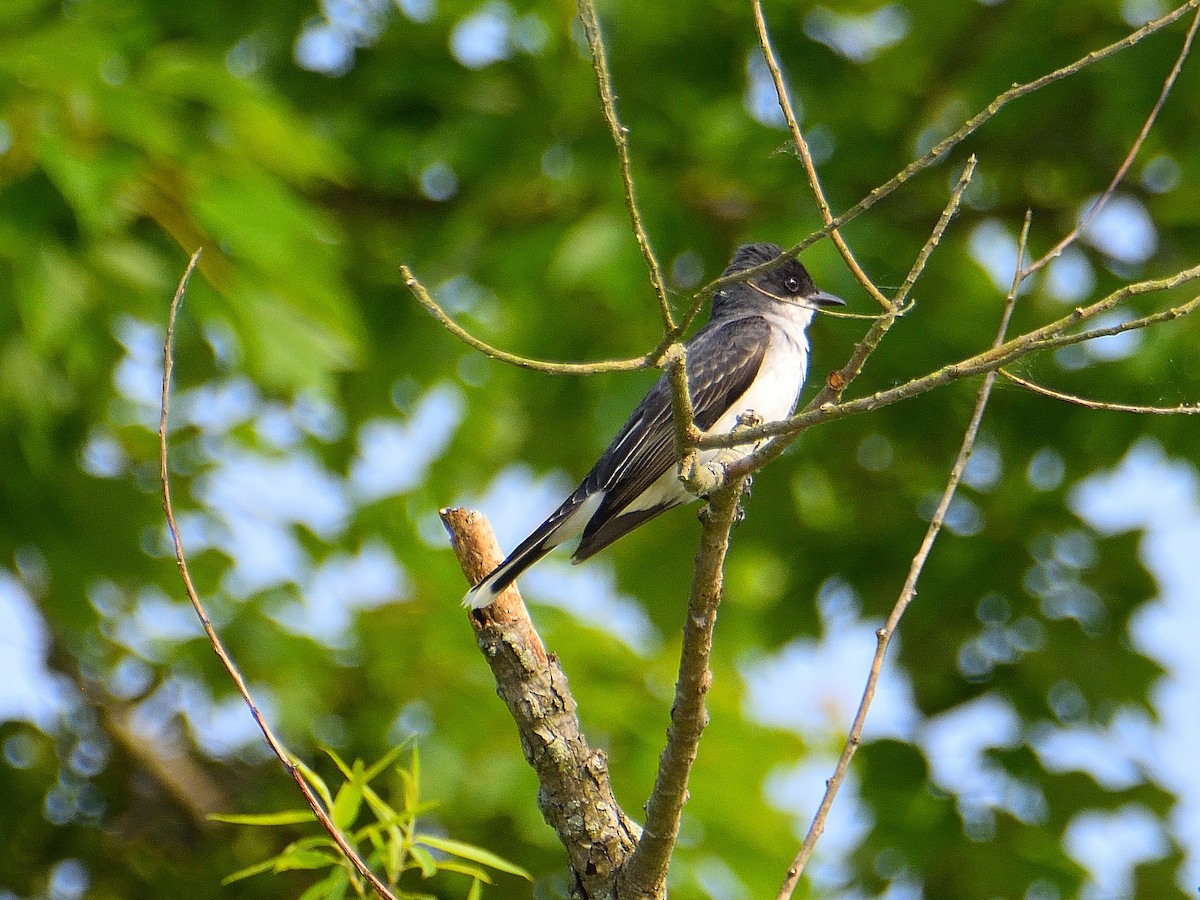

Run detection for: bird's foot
[[734, 409, 763, 431]]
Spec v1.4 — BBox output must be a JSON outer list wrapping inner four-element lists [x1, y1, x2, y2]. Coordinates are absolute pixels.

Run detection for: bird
[[464, 242, 844, 609]]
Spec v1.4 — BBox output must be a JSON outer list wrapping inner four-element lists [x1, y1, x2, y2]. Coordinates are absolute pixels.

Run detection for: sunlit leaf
[[414, 835, 533, 881], [209, 810, 318, 827]]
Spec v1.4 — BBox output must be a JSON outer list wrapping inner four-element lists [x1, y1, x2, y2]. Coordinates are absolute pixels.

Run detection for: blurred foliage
[[1, 0, 1199, 898]]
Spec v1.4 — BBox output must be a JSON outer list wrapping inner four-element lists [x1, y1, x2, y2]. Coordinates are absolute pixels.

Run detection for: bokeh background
[[2, 0, 1199, 897]]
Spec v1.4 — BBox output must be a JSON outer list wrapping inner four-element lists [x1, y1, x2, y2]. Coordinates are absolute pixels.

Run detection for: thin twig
[[674, 0, 1199, 336], [701, 263, 1200, 455], [618, 476, 748, 899], [578, 0, 675, 332], [1001, 368, 1200, 414], [776, 212, 1033, 899], [752, 0, 890, 309], [402, 265, 651, 374], [812, 157, 977, 411], [662, 342, 709, 496], [1023, 7, 1200, 278], [159, 251, 398, 900], [692, 156, 975, 497]]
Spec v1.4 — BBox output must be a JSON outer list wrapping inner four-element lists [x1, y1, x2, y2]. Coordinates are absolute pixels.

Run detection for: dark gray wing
[[572, 315, 771, 561]]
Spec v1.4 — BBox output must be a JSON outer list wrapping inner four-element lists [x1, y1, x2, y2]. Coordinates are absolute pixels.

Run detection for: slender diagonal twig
[[578, 0, 675, 332], [673, 0, 1199, 336], [160, 251, 398, 900], [1001, 368, 1200, 414], [402, 265, 652, 374], [811, 157, 977, 411], [1023, 8, 1200, 278], [699, 263, 1200, 456], [752, 0, 890, 309], [776, 212, 1033, 900], [691, 155, 975, 495]]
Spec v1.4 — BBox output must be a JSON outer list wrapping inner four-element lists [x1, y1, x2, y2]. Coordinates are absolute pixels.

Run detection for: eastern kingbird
[[465, 242, 843, 608]]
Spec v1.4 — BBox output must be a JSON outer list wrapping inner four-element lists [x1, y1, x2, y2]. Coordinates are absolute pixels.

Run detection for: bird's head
[[716, 242, 845, 315]]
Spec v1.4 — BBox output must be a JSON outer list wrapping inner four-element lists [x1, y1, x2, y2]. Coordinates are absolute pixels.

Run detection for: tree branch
[[752, 0, 890, 308], [810, 156, 977, 411], [439, 508, 640, 898], [160, 251, 399, 900], [578, 0, 675, 332], [776, 210, 1032, 899], [617, 475, 748, 899], [402, 264, 652, 375], [1000, 368, 1200, 414], [1022, 7, 1200, 278]]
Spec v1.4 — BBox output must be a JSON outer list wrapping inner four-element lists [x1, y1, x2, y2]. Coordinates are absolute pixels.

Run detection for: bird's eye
[[784, 276, 801, 293]]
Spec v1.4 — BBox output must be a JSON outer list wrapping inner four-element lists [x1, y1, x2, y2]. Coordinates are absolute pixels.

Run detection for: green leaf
[[331, 780, 364, 831], [436, 861, 493, 884], [359, 786, 402, 832], [386, 823, 407, 882], [273, 849, 341, 873], [221, 855, 283, 885], [409, 843, 438, 879], [414, 835, 533, 881], [467, 878, 483, 900], [322, 746, 354, 780], [298, 867, 351, 900], [362, 742, 409, 784], [292, 756, 335, 810], [209, 810, 317, 827]]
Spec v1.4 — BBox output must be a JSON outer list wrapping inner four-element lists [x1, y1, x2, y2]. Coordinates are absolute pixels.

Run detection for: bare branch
[[776, 212, 1032, 899], [618, 476, 748, 899], [752, 0, 890, 309], [702, 263, 1200, 457], [1001, 368, 1200, 414], [578, 0, 675, 332], [1023, 8, 1200, 278], [159, 251, 399, 900], [439, 508, 639, 897], [813, 156, 977, 410], [686, 155, 975, 497], [402, 264, 652, 374], [676, 0, 1198, 334]]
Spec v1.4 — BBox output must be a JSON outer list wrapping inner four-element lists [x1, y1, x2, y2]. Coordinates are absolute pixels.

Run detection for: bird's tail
[[461, 492, 603, 609], [462, 535, 555, 609]]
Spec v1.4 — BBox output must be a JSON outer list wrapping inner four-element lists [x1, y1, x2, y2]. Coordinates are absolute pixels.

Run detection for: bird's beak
[[811, 291, 846, 308]]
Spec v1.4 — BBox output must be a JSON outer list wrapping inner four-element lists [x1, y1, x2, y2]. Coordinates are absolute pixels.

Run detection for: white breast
[[705, 308, 812, 439], [623, 308, 814, 514]]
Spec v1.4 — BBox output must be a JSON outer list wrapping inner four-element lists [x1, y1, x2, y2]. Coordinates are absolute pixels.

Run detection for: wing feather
[[572, 315, 770, 560]]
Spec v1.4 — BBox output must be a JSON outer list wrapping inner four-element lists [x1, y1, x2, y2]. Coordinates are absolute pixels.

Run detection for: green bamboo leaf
[[209, 810, 317, 826], [409, 844, 438, 879], [331, 780, 364, 831], [292, 756, 335, 810], [221, 855, 283, 885], [467, 878, 483, 900], [414, 835, 532, 881], [273, 848, 340, 873]]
